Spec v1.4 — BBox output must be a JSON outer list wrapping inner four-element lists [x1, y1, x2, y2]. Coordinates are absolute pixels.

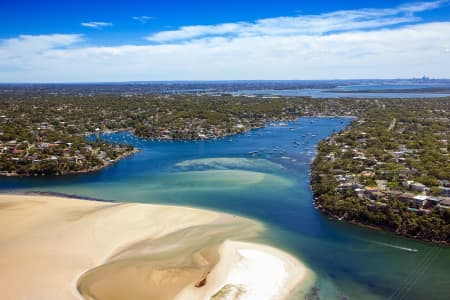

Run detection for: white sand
[[175, 240, 312, 300], [0, 194, 313, 300]]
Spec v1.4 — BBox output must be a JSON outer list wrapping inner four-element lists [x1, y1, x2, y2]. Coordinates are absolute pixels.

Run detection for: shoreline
[[0, 148, 140, 177], [0, 194, 314, 300], [313, 200, 450, 247], [0, 115, 353, 178], [310, 107, 450, 245]]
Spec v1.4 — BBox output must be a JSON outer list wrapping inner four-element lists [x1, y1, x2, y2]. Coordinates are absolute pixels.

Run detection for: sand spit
[[174, 240, 312, 300], [0, 194, 313, 300]]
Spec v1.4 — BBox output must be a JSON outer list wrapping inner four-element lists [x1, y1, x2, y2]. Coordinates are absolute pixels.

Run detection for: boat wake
[[368, 241, 419, 252]]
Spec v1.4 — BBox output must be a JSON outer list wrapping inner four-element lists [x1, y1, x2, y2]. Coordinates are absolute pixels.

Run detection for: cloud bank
[[0, 1, 449, 82], [146, 0, 447, 43]]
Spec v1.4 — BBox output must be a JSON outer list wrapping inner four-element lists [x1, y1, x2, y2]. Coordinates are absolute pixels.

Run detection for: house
[[376, 180, 388, 191], [332, 169, 346, 175], [440, 187, 450, 197], [404, 181, 429, 192], [352, 155, 367, 160], [424, 197, 441, 209], [412, 195, 428, 208], [369, 191, 386, 201], [438, 198, 450, 209], [402, 180, 413, 188], [386, 190, 403, 200], [364, 188, 385, 201], [391, 151, 406, 158], [360, 170, 375, 177], [338, 182, 353, 190], [354, 188, 365, 199], [399, 192, 415, 204], [324, 153, 335, 161]]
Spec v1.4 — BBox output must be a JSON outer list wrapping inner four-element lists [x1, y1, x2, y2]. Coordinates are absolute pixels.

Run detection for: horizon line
[[1, 77, 449, 85]]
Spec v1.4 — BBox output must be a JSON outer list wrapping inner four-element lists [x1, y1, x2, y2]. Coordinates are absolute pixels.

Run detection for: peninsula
[[311, 98, 450, 243]]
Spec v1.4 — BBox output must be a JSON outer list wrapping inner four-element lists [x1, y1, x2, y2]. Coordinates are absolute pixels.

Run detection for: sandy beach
[[0, 194, 313, 300]]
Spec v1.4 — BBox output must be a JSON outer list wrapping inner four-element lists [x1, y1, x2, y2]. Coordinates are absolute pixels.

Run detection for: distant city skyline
[[1, 0, 450, 82]]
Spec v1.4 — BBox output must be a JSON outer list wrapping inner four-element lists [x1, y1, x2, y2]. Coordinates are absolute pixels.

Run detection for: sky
[[1, 0, 450, 82]]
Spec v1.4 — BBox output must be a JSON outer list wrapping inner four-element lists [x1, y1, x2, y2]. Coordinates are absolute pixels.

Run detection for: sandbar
[[0, 194, 313, 300]]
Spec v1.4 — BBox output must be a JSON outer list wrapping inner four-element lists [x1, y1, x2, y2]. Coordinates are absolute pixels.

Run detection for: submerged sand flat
[[0, 194, 312, 300], [174, 157, 285, 172]]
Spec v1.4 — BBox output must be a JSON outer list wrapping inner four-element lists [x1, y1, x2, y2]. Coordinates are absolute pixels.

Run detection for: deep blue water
[[1, 117, 448, 300]]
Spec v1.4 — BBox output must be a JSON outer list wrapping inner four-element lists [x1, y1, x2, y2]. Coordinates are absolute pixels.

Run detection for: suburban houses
[[312, 99, 450, 243]]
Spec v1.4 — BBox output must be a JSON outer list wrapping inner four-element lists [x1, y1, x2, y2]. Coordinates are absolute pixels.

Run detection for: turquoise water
[[1, 117, 448, 300]]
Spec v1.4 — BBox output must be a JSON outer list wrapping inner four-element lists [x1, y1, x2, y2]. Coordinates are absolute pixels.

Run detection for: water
[[236, 89, 450, 98], [1, 117, 448, 300], [236, 82, 450, 98]]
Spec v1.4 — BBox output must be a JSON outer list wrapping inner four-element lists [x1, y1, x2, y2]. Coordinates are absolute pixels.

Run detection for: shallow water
[[1, 117, 449, 300]]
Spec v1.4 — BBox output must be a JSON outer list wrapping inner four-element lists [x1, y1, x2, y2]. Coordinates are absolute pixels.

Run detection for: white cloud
[[1, 2, 450, 82], [398, 0, 448, 12], [0, 34, 83, 72], [81, 22, 113, 29], [146, 0, 448, 42], [132, 16, 153, 24], [0, 34, 82, 51]]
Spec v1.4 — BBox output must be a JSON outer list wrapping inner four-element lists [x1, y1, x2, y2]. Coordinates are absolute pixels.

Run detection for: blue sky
[[1, 0, 450, 81], [2, 0, 450, 45]]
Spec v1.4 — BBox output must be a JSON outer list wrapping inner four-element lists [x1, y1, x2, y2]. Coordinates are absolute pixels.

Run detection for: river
[[1, 117, 448, 300]]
